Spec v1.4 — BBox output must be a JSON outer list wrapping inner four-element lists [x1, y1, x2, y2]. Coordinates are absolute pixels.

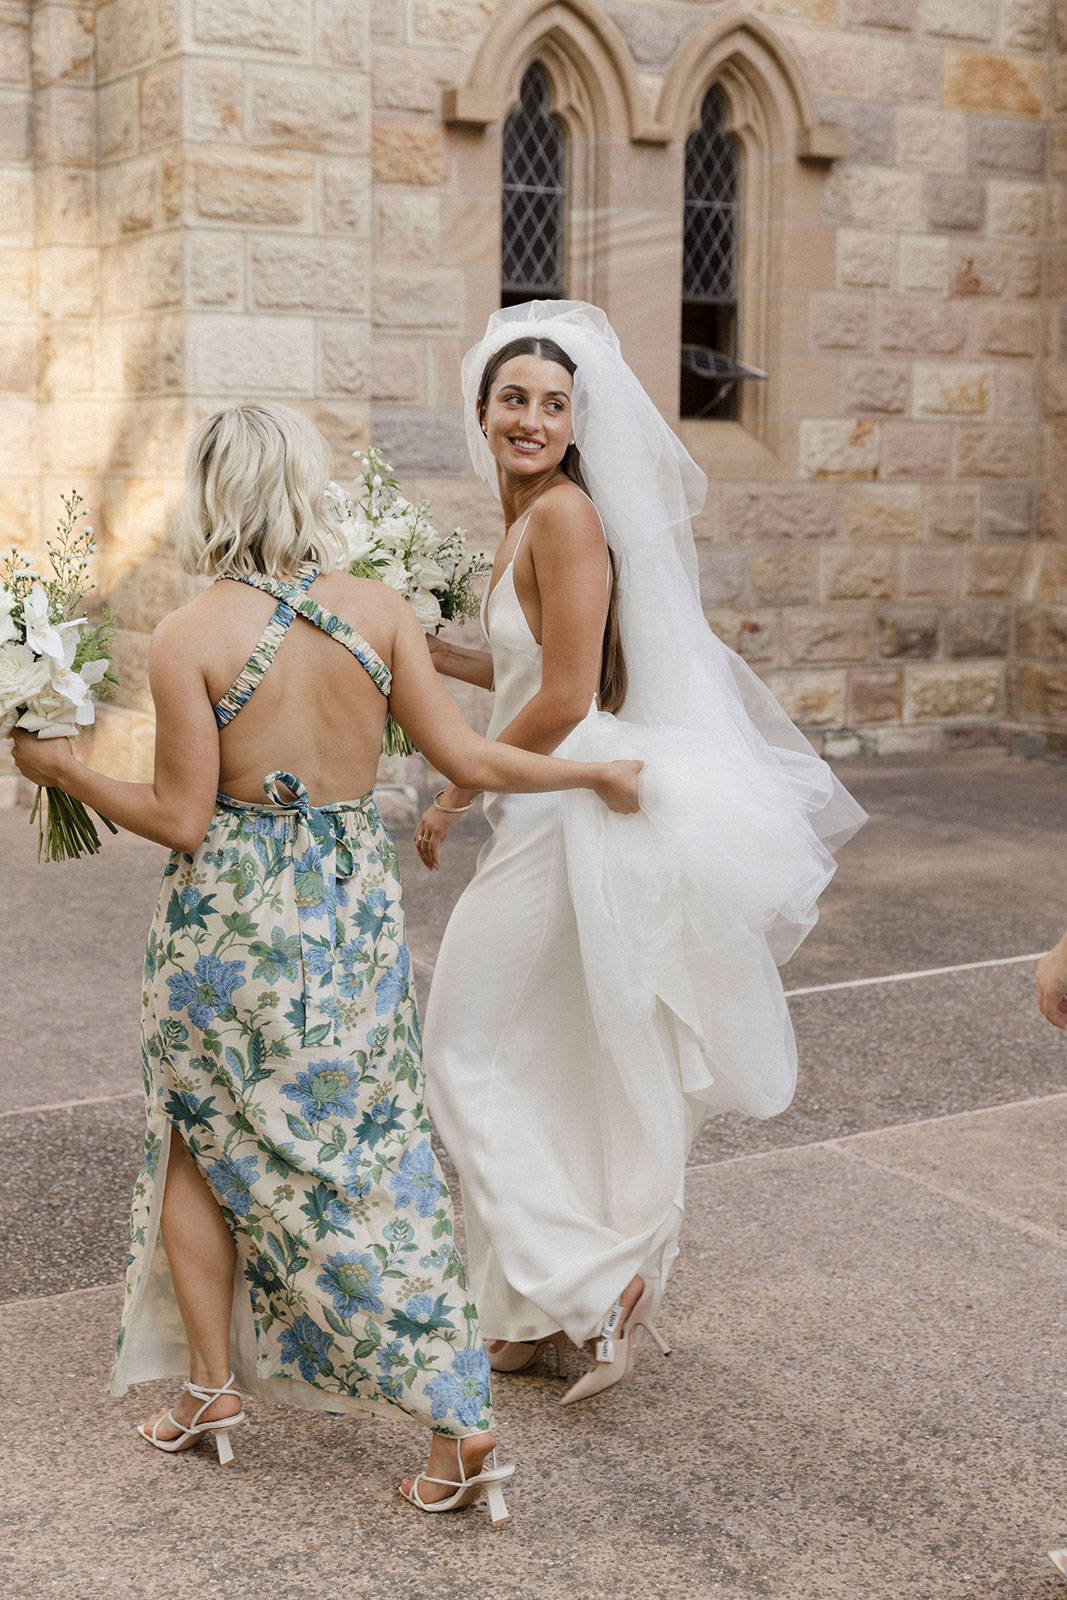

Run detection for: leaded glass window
[[501, 63, 565, 307], [681, 86, 741, 420]]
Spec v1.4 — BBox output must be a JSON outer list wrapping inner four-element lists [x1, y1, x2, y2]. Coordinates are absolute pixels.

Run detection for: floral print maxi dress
[[110, 564, 492, 1438]]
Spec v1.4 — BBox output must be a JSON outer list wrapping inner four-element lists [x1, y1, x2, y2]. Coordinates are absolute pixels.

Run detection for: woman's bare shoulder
[[528, 478, 604, 553]]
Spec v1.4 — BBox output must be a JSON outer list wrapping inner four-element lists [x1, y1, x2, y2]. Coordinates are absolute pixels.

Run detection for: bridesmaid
[[10, 401, 640, 1521]]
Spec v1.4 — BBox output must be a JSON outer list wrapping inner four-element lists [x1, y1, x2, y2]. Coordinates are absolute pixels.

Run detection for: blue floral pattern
[[113, 772, 491, 1437]]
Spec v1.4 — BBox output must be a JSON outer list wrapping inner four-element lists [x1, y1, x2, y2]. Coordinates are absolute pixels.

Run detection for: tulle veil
[[461, 300, 866, 1128]]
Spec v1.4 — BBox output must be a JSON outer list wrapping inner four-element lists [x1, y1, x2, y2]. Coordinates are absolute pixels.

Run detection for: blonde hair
[[177, 403, 347, 578]]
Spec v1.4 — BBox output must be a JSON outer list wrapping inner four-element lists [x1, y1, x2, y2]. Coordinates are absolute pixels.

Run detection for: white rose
[[0, 585, 17, 648], [377, 555, 411, 593], [410, 587, 442, 628], [374, 513, 414, 551], [337, 511, 376, 564], [0, 640, 51, 721], [410, 555, 447, 590]]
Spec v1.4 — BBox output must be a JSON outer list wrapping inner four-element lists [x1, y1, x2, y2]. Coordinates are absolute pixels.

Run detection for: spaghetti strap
[[212, 563, 392, 729]]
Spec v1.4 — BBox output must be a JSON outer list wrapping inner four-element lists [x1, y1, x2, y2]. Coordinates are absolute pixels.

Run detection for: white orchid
[[21, 582, 86, 664], [0, 585, 17, 648]]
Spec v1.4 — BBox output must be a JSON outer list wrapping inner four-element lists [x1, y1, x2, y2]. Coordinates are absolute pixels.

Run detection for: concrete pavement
[[1, 748, 1066, 1599]]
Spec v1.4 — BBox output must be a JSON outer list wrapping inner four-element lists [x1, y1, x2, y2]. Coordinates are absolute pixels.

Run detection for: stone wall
[[0, 0, 1064, 786]]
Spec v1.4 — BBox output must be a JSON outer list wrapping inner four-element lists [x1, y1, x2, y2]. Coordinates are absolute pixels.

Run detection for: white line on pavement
[[784, 951, 1044, 998], [0, 1088, 141, 1120]]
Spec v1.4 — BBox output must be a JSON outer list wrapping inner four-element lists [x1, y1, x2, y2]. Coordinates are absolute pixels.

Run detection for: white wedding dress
[[424, 299, 866, 1349]]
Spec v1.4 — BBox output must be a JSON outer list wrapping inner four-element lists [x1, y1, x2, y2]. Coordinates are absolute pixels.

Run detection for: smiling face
[[480, 354, 574, 480]]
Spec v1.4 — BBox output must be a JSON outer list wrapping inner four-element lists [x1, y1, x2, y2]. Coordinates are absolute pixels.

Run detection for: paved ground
[[1, 747, 1065, 1599]]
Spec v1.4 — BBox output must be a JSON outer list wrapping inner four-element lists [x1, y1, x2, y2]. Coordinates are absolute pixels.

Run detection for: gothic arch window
[[501, 62, 566, 307], [681, 86, 740, 422]]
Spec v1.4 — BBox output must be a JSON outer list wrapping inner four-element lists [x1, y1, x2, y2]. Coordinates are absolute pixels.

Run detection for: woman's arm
[[388, 597, 635, 806], [426, 634, 494, 691], [10, 609, 220, 854]]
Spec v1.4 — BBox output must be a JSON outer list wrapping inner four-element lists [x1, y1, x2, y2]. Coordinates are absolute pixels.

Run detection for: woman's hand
[[10, 728, 76, 788], [413, 787, 478, 871], [1035, 936, 1067, 1028], [593, 760, 643, 815]]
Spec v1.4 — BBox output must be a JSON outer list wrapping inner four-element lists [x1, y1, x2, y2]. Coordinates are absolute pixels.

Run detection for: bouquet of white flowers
[[1, 491, 118, 860], [326, 447, 489, 756]]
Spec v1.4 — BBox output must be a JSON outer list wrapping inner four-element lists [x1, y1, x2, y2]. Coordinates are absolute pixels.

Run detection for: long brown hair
[[477, 335, 627, 715]]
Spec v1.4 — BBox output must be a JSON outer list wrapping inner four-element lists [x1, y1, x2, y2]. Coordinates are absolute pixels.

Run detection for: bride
[[416, 301, 866, 1402]]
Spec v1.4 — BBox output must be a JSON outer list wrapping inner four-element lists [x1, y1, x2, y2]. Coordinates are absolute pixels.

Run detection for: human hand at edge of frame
[[1034, 936, 1067, 1029], [10, 728, 77, 788], [413, 788, 475, 872]]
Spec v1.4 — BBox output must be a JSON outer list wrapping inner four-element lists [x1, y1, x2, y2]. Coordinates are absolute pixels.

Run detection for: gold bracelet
[[433, 788, 478, 814]]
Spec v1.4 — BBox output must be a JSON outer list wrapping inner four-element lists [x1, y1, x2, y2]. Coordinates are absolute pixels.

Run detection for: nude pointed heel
[[399, 1439, 516, 1527], [560, 1285, 669, 1406], [489, 1330, 568, 1376], [136, 1373, 247, 1462]]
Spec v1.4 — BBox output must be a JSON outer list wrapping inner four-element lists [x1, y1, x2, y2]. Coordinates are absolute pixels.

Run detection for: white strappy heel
[[399, 1439, 516, 1527], [136, 1373, 247, 1464], [560, 1283, 671, 1406]]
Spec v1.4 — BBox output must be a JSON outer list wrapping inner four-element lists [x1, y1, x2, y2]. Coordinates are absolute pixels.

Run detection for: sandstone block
[[96, 477, 180, 565], [411, 0, 507, 47], [97, 76, 137, 161], [319, 320, 370, 397], [951, 242, 1010, 294], [905, 663, 1002, 719], [988, 180, 1044, 236], [371, 122, 445, 185], [965, 545, 1026, 595], [1036, 549, 1067, 602], [920, 0, 993, 40], [370, 339, 422, 403], [187, 60, 244, 144], [824, 167, 924, 230], [902, 545, 960, 598], [824, 547, 896, 600], [815, 97, 894, 165], [845, 0, 915, 27], [0, 170, 32, 243], [1002, 0, 1049, 50], [310, 400, 370, 471], [872, 37, 941, 101], [250, 236, 367, 313], [1043, 609, 1067, 664], [37, 245, 95, 317], [194, 0, 310, 53], [788, 27, 873, 97], [811, 293, 873, 350], [969, 117, 1046, 174], [39, 399, 97, 474], [897, 107, 967, 171], [140, 60, 181, 150], [697, 548, 748, 607], [980, 483, 1032, 538], [370, 406, 469, 475], [30, 8, 94, 90], [843, 483, 922, 539], [876, 605, 940, 659], [371, 46, 465, 113], [1015, 664, 1067, 722], [374, 190, 440, 262], [187, 232, 243, 307], [80, 704, 155, 783], [35, 85, 96, 166], [800, 419, 880, 481], [97, 396, 186, 475], [766, 670, 846, 728], [0, 249, 33, 319], [879, 422, 952, 479], [0, 15, 28, 87], [842, 361, 910, 414], [753, 0, 837, 25], [955, 424, 1034, 477], [607, 3, 697, 69], [946, 603, 1010, 657], [0, 323, 35, 393], [1014, 604, 1044, 658], [849, 666, 902, 723], [943, 50, 1045, 117], [40, 327, 93, 396], [250, 68, 369, 154], [898, 233, 949, 293], [100, 233, 182, 315], [109, 628, 153, 713], [102, 314, 184, 396], [838, 230, 895, 289], [925, 485, 977, 539], [1038, 486, 1067, 542], [751, 548, 817, 605], [316, 0, 369, 66], [191, 151, 314, 227], [189, 313, 314, 394], [1045, 366, 1067, 420], [0, 91, 31, 165], [98, 159, 158, 240], [978, 306, 1040, 357], [373, 266, 463, 329], [878, 298, 966, 352], [723, 484, 839, 541], [321, 163, 371, 237], [95, 0, 158, 83], [925, 175, 985, 231], [705, 608, 779, 664], [914, 362, 991, 416], [0, 478, 34, 548], [783, 606, 869, 665]]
